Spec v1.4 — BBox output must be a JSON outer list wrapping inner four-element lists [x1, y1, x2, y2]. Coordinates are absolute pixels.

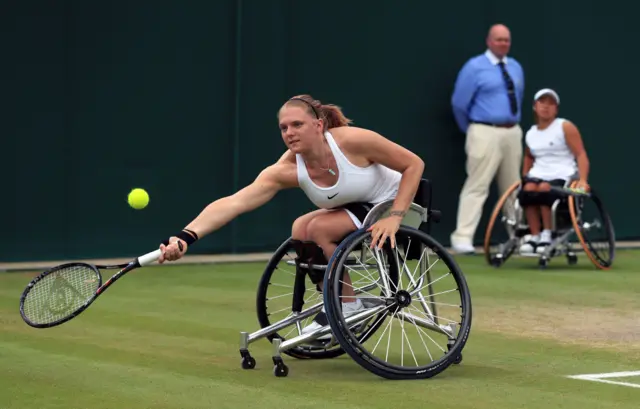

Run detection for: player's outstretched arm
[[159, 162, 297, 262]]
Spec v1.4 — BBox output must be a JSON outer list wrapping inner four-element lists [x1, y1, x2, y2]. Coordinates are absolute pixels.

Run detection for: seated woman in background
[[518, 88, 590, 254]]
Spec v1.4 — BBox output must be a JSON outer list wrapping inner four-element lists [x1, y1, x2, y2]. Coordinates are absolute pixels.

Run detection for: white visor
[[533, 88, 560, 104]]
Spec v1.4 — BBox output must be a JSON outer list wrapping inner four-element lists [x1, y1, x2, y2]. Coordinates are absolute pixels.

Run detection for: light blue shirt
[[451, 50, 525, 133]]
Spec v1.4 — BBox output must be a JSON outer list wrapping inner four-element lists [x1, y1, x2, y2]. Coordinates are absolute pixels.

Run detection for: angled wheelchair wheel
[[567, 184, 616, 270], [324, 226, 472, 380], [484, 181, 522, 267], [256, 237, 398, 360], [256, 237, 345, 359]]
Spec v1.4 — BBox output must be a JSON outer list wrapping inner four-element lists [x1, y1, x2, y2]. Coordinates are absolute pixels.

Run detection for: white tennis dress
[[295, 131, 402, 227]]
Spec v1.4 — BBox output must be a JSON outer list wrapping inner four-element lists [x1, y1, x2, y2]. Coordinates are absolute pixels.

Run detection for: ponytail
[[320, 103, 353, 129], [284, 94, 353, 130]]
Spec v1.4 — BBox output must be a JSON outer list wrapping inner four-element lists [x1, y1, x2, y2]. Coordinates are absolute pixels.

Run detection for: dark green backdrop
[[1, 1, 633, 262]]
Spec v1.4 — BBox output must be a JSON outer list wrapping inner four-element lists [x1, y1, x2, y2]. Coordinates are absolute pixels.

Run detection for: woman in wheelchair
[[518, 88, 590, 254], [157, 94, 425, 337]]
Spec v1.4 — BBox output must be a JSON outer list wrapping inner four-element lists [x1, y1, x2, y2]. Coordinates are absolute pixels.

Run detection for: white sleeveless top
[[296, 131, 402, 209], [525, 118, 578, 181]]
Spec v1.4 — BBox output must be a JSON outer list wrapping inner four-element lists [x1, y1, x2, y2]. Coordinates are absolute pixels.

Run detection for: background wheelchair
[[483, 178, 615, 269], [238, 179, 473, 380]]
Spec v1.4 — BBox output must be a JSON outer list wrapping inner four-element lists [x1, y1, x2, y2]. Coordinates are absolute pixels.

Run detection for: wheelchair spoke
[[398, 311, 448, 353], [268, 282, 292, 289], [401, 312, 434, 362], [406, 305, 459, 327], [368, 308, 396, 358], [400, 318, 420, 367]]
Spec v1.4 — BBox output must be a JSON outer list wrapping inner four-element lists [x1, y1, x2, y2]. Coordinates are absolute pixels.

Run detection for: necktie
[[498, 61, 518, 115]]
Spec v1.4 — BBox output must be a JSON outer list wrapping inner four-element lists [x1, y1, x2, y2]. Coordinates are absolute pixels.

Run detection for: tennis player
[[159, 94, 425, 336], [518, 88, 590, 254]]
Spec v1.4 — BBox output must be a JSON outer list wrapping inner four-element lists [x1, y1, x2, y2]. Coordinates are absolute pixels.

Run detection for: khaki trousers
[[450, 123, 523, 246]]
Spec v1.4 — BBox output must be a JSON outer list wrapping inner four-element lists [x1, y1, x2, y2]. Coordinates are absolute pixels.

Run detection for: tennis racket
[[549, 186, 591, 197], [19, 246, 172, 329]]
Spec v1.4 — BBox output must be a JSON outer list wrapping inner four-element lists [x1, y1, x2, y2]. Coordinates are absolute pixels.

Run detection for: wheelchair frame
[[238, 178, 473, 379]]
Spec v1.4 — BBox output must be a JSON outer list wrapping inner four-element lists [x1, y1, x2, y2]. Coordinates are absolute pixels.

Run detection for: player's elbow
[[405, 153, 425, 175]]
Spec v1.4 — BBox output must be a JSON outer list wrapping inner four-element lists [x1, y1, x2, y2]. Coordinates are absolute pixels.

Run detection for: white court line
[[567, 371, 640, 389]]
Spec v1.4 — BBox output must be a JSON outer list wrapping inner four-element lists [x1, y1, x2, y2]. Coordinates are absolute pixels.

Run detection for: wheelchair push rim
[[324, 226, 472, 380]]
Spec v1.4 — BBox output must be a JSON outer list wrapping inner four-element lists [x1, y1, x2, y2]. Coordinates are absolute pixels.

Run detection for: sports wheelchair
[[238, 179, 473, 380], [483, 178, 615, 269]]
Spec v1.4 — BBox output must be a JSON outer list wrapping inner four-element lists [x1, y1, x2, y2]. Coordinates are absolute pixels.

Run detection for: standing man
[[449, 23, 525, 254]]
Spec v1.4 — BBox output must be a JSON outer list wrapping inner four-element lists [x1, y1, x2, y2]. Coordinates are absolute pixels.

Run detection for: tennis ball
[[127, 188, 149, 210]]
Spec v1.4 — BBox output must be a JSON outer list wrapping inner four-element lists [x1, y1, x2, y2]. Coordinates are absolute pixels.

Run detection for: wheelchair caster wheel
[[567, 253, 578, 265], [452, 354, 463, 365], [272, 360, 289, 377], [538, 258, 548, 269], [241, 356, 256, 370], [239, 348, 256, 370]]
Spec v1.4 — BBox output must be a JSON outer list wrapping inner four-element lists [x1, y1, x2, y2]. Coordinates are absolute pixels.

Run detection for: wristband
[[176, 230, 198, 246], [161, 229, 199, 247], [182, 228, 199, 240]]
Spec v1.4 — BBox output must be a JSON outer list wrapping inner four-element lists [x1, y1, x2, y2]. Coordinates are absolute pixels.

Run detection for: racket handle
[[138, 249, 163, 266]]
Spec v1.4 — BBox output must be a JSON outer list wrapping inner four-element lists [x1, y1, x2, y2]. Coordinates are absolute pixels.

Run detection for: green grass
[[1, 250, 640, 409]]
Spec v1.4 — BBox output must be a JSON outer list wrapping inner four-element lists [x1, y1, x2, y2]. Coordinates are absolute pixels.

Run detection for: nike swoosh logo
[[327, 193, 339, 199]]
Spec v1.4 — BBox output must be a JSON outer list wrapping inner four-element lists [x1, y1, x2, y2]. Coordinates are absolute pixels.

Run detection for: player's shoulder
[[331, 126, 379, 140], [330, 126, 380, 148], [560, 118, 579, 132]]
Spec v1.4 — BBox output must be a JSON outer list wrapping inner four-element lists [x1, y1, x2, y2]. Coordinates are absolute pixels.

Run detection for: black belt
[[470, 121, 516, 128]]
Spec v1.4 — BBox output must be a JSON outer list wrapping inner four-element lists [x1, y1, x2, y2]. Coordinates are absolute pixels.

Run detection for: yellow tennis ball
[[127, 188, 149, 210]]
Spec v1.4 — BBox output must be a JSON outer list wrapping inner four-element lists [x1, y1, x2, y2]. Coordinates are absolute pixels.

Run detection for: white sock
[[342, 298, 363, 309], [541, 230, 552, 242]]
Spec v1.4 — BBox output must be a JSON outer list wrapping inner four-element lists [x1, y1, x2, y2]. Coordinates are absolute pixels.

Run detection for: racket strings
[[22, 265, 100, 325]]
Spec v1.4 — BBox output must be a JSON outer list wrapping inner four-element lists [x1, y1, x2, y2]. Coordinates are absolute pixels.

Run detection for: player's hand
[[367, 214, 402, 249], [159, 237, 187, 263], [575, 179, 590, 192]]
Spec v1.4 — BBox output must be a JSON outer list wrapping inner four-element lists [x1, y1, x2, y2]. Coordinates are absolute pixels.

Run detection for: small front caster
[[452, 354, 463, 364], [538, 257, 548, 269], [241, 355, 256, 369], [490, 255, 504, 268], [273, 362, 289, 377], [567, 253, 578, 265], [240, 349, 256, 370], [272, 357, 289, 377]]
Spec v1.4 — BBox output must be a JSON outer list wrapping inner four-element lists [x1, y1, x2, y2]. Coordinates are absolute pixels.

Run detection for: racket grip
[[138, 249, 163, 266]]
